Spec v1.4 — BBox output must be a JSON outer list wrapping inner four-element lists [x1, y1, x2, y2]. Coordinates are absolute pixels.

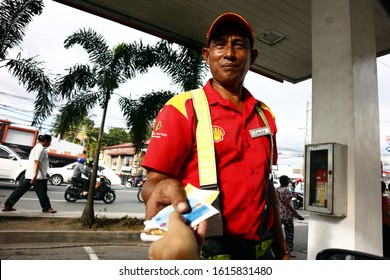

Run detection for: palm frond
[[112, 43, 137, 82], [119, 90, 174, 151], [112, 41, 157, 83], [0, 0, 44, 60], [54, 92, 99, 137], [64, 28, 112, 68], [55, 64, 96, 98], [5, 55, 54, 125], [31, 87, 54, 127], [131, 40, 158, 74], [154, 40, 207, 91]]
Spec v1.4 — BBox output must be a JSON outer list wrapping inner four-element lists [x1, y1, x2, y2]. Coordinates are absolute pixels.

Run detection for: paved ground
[[0, 209, 308, 260]]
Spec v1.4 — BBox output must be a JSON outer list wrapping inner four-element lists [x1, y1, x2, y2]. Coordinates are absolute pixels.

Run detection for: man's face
[[203, 23, 257, 88]]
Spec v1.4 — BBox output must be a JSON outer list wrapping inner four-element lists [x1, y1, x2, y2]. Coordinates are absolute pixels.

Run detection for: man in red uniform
[[142, 12, 288, 260]]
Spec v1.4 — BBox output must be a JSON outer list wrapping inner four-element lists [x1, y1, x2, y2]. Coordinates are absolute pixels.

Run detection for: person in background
[[276, 175, 304, 258], [141, 12, 288, 259], [83, 158, 102, 198], [2, 134, 56, 213], [381, 181, 390, 257], [71, 157, 89, 195]]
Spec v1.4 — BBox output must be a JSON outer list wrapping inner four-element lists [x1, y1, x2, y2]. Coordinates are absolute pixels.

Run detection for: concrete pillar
[[309, 0, 382, 259]]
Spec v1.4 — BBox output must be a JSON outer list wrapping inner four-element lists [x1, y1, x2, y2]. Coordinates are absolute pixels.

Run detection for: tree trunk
[[80, 95, 109, 227]]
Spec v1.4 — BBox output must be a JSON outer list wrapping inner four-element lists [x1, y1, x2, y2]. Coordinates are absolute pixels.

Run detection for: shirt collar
[[203, 78, 258, 111]]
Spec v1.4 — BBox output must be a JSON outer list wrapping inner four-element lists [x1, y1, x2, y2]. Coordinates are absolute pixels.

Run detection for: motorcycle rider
[[71, 157, 90, 195], [84, 158, 102, 198], [134, 167, 143, 186]]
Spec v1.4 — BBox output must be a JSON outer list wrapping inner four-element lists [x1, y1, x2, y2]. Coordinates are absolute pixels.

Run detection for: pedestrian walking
[[277, 175, 304, 258], [2, 134, 57, 213]]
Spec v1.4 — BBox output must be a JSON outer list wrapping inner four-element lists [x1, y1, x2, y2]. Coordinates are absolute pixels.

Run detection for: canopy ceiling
[[54, 0, 390, 83]]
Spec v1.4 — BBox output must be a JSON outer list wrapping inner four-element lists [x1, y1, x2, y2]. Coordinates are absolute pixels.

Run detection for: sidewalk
[[0, 208, 144, 219], [0, 209, 308, 260], [0, 209, 144, 245]]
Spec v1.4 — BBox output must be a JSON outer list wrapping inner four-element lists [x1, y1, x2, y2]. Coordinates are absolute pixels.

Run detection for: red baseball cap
[[206, 12, 254, 46]]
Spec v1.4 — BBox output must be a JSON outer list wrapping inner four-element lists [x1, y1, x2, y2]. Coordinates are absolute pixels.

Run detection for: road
[[0, 182, 145, 214]]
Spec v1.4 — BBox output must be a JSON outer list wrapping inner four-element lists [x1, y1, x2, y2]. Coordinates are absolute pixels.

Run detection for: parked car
[[0, 144, 29, 186], [50, 163, 122, 186]]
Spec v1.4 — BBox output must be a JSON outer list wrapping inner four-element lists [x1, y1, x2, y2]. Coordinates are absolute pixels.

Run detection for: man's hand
[[143, 176, 189, 220], [149, 211, 207, 260], [30, 176, 37, 185]]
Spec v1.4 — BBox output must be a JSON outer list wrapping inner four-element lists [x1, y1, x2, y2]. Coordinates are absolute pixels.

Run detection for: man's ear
[[250, 49, 258, 65], [202, 47, 210, 65]]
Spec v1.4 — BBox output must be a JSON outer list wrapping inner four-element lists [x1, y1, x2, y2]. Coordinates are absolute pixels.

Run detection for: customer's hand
[[149, 211, 207, 260], [298, 215, 304, 221], [144, 178, 189, 220]]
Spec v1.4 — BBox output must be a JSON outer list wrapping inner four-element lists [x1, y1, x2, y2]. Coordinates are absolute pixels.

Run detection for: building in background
[[101, 142, 148, 184], [0, 119, 86, 167]]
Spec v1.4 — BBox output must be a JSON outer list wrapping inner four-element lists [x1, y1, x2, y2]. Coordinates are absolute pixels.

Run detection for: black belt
[[201, 235, 274, 260]]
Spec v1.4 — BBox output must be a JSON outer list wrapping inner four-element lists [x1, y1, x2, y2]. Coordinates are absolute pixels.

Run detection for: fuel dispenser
[[304, 143, 347, 217]]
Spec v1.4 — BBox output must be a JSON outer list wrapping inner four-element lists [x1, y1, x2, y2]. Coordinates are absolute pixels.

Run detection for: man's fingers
[[145, 180, 189, 219]]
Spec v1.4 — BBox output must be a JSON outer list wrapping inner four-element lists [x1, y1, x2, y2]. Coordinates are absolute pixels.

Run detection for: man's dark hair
[[382, 181, 387, 193], [279, 175, 290, 186], [38, 134, 52, 142]]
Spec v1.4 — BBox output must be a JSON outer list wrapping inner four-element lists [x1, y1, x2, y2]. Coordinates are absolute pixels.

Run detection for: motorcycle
[[292, 191, 304, 209], [64, 175, 116, 204], [125, 176, 145, 203], [125, 175, 144, 189], [137, 183, 144, 203]]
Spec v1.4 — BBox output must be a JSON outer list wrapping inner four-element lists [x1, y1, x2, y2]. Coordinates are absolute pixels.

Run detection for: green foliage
[[64, 28, 111, 67], [54, 91, 99, 137], [6, 54, 54, 125], [154, 41, 208, 91], [56, 29, 161, 226], [0, 0, 55, 126], [121, 216, 144, 227], [103, 127, 131, 147], [119, 90, 175, 150], [55, 64, 96, 98], [0, 0, 44, 60]]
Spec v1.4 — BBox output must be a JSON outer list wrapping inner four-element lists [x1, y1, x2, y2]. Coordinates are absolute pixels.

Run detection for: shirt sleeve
[[142, 94, 196, 177]]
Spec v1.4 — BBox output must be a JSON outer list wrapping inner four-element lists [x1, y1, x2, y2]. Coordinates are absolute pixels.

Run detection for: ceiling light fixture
[[256, 29, 286, 45]]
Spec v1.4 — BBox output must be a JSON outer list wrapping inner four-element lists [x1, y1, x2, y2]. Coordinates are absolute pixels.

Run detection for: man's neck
[[211, 80, 244, 112]]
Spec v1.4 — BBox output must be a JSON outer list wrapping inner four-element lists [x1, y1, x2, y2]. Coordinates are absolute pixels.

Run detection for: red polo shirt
[[142, 79, 278, 241]]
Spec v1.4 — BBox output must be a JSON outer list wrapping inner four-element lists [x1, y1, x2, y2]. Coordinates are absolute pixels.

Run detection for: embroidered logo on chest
[[212, 126, 225, 142]]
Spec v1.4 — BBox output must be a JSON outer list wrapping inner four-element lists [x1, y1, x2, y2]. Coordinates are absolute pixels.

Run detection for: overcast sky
[[1, 0, 390, 168]]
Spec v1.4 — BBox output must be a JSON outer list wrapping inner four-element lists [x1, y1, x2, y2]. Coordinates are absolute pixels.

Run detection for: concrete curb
[[0, 230, 142, 244], [0, 209, 144, 219], [0, 209, 145, 244]]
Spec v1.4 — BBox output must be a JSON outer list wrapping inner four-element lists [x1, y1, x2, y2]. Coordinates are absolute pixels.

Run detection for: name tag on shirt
[[249, 127, 271, 138]]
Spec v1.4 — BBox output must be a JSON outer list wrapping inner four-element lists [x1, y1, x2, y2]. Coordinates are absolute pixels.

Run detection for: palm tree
[[0, 0, 54, 126], [119, 90, 175, 151], [120, 41, 208, 151], [156, 41, 208, 91], [55, 28, 156, 227], [53, 115, 95, 144]]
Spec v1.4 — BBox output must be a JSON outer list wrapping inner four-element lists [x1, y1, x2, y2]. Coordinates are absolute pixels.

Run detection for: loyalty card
[[140, 183, 219, 242]]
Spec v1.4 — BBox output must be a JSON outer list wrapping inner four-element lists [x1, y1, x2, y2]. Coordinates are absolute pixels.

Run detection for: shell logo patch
[[212, 126, 225, 142], [155, 121, 162, 132]]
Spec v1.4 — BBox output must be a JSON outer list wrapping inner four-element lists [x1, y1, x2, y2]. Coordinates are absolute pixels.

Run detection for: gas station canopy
[[54, 0, 390, 83]]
